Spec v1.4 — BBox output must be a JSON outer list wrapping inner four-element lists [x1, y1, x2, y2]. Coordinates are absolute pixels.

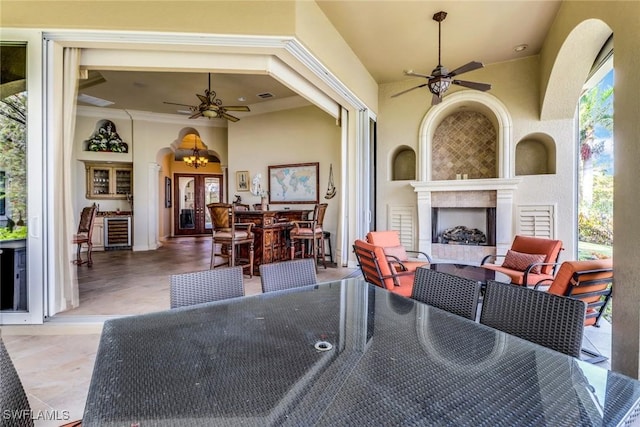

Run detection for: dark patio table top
[[83, 278, 640, 426]]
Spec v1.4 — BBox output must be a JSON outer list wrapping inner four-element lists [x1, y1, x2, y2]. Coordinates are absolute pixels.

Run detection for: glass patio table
[[83, 278, 640, 426]]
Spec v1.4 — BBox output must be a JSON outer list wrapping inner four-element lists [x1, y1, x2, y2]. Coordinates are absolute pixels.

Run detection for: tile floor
[[1, 238, 613, 425]]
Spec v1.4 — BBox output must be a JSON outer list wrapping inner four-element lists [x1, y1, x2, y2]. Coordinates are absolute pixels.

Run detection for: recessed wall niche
[[431, 111, 497, 180], [392, 146, 416, 181], [515, 133, 556, 175]]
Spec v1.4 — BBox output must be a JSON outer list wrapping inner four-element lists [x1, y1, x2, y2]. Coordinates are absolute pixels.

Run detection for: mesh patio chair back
[[411, 267, 481, 320], [480, 280, 586, 358], [0, 337, 33, 427], [259, 258, 318, 293], [170, 266, 244, 308]]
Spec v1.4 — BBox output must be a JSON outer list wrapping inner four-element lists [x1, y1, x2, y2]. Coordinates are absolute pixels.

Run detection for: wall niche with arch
[[392, 146, 416, 181], [515, 133, 556, 176]]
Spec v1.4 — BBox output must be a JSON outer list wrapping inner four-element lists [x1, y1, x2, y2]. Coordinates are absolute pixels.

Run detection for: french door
[[174, 174, 223, 236]]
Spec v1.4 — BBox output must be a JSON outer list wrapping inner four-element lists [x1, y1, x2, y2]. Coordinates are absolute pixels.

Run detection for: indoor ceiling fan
[[163, 74, 250, 122], [392, 11, 492, 105]]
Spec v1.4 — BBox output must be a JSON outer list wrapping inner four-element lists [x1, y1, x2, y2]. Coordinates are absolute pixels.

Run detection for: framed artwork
[[165, 177, 172, 208], [236, 171, 249, 191], [268, 162, 319, 204]]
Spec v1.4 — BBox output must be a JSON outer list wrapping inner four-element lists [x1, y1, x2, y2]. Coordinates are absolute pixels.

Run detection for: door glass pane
[[0, 43, 28, 312], [204, 177, 220, 230], [178, 177, 195, 230]]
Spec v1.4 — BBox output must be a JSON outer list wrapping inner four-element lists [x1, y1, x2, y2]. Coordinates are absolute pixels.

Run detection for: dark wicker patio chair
[[480, 280, 586, 358], [0, 337, 34, 427], [411, 267, 481, 320], [170, 266, 244, 308], [259, 258, 317, 293]]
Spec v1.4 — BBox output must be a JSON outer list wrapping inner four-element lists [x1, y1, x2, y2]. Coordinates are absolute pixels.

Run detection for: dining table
[[83, 278, 640, 426]]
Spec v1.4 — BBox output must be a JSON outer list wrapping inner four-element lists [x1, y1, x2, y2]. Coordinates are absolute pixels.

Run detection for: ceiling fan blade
[[196, 93, 208, 104], [189, 111, 203, 119], [431, 94, 442, 106], [163, 101, 194, 107], [452, 80, 492, 91], [221, 112, 240, 122], [391, 83, 428, 98], [447, 61, 484, 77], [404, 70, 434, 79], [222, 106, 250, 112]]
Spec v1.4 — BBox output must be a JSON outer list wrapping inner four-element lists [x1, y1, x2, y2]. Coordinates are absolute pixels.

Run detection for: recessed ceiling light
[[514, 44, 528, 52], [237, 96, 246, 102]]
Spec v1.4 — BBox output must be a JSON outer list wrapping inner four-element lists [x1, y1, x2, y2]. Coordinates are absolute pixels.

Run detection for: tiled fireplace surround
[[411, 179, 520, 263]]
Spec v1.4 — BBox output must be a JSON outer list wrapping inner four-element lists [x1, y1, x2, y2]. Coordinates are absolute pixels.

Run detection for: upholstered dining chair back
[[411, 267, 481, 320], [170, 266, 244, 308], [0, 337, 34, 427], [72, 204, 98, 266], [480, 280, 586, 358], [259, 258, 318, 293]]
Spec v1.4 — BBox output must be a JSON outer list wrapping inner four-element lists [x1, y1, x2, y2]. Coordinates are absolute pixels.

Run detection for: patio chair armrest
[[481, 254, 505, 265], [523, 262, 560, 286], [385, 254, 409, 271], [405, 250, 433, 263]]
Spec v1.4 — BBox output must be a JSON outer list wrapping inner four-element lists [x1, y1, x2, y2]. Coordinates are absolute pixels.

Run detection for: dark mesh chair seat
[[480, 280, 586, 357], [259, 258, 318, 293], [411, 267, 481, 320], [170, 266, 244, 308], [0, 337, 33, 427]]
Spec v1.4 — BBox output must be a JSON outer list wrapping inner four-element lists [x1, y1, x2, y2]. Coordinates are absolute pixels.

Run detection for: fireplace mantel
[[410, 178, 522, 262], [410, 178, 521, 193]]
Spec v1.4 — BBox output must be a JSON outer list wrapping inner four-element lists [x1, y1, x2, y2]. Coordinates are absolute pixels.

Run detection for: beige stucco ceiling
[[75, 1, 562, 118]]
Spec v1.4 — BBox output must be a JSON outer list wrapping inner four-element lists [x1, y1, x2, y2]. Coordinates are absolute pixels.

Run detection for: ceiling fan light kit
[[164, 74, 250, 121], [392, 10, 492, 105]]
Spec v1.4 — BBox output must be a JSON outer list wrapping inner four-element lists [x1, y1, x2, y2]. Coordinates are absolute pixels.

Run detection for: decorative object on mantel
[[324, 163, 336, 200], [85, 119, 128, 153]]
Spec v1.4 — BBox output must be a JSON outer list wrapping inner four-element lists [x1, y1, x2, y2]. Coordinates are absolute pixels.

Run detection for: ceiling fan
[[392, 11, 491, 105], [163, 74, 250, 122]]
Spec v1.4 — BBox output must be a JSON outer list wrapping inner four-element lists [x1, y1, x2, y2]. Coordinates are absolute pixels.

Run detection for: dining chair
[[535, 258, 613, 363], [290, 203, 328, 270], [169, 266, 245, 308], [367, 230, 432, 272], [481, 235, 563, 286], [0, 337, 34, 427], [72, 204, 98, 267], [259, 258, 318, 293], [207, 203, 254, 277], [411, 267, 481, 320], [353, 239, 415, 297], [480, 280, 586, 358]]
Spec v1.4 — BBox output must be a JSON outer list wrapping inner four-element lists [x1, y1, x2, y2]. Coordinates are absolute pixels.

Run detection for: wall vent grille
[[387, 205, 416, 250]]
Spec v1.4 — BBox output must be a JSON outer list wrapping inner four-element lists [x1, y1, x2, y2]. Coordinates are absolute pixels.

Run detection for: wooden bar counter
[[235, 209, 311, 275]]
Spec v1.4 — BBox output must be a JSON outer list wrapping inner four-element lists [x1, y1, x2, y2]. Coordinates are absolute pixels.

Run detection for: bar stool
[[323, 231, 333, 264]]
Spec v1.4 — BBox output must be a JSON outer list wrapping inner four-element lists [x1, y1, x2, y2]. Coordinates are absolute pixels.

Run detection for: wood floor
[[64, 236, 356, 316]]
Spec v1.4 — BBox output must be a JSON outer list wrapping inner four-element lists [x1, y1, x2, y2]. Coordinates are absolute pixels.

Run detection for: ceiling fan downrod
[[433, 11, 447, 69]]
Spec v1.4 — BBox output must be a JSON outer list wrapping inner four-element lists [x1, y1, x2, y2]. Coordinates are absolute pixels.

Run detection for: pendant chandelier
[[183, 145, 208, 169], [181, 133, 209, 169]]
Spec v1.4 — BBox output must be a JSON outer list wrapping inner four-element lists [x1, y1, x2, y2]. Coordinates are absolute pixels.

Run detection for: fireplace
[[432, 207, 496, 246], [411, 178, 521, 263]]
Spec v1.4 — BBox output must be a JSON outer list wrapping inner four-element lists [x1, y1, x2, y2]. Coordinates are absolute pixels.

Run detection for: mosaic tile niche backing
[[432, 111, 497, 180]]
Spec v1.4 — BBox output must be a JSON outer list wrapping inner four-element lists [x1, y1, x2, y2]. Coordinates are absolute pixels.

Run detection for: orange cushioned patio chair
[[366, 230, 432, 272], [481, 235, 563, 286], [353, 239, 414, 297], [535, 258, 613, 363]]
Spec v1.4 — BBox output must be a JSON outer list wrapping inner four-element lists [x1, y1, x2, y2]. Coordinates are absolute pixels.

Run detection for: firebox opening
[[431, 207, 496, 246]]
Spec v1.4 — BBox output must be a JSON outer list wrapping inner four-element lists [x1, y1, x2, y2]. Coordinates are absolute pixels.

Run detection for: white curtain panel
[[54, 47, 81, 311]]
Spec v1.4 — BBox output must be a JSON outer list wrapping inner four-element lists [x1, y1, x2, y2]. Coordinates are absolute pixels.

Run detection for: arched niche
[[391, 145, 416, 181], [515, 133, 557, 176], [419, 91, 512, 181]]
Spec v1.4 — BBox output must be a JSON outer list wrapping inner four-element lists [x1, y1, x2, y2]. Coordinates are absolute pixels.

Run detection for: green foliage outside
[[0, 92, 27, 240]]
